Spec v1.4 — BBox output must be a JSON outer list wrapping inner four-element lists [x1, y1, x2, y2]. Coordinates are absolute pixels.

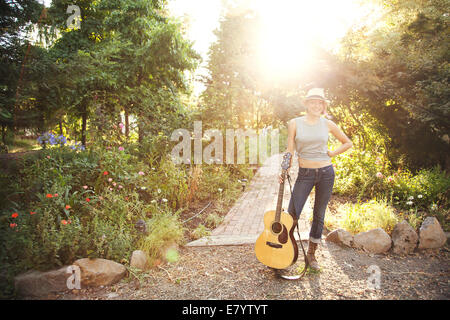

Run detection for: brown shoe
[[307, 240, 320, 270]]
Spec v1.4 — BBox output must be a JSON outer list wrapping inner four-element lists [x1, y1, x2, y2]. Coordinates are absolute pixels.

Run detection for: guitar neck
[[275, 169, 286, 221]]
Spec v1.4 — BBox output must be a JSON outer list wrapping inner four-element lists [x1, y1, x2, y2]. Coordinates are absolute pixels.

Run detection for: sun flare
[[250, 0, 376, 80]]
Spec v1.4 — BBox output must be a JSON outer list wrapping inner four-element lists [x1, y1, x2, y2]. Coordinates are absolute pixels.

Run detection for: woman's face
[[305, 99, 326, 116]]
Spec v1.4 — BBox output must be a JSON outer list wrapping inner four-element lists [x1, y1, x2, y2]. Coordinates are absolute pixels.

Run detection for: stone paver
[[186, 153, 315, 246]]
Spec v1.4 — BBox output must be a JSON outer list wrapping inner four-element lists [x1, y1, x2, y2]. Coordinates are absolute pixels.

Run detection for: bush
[[333, 199, 400, 235], [137, 209, 185, 264]]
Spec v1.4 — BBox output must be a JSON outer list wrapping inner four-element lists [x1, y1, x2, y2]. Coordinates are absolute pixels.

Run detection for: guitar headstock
[[281, 152, 292, 171]]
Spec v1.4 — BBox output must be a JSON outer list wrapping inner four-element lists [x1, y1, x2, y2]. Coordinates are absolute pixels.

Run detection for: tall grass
[[336, 199, 400, 234]]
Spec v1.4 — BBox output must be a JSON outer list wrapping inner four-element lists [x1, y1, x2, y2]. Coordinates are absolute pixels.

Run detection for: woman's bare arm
[[327, 120, 353, 157], [279, 119, 296, 183], [286, 119, 297, 166]]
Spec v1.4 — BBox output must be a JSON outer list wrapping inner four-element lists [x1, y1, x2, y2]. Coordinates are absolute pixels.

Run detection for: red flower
[[30, 211, 36, 215], [86, 198, 90, 202], [46, 193, 53, 198], [53, 193, 58, 197], [103, 171, 109, 175], [65, 205, 71, 209], [61, 220, 68, 225], [11, 212, 18, 218], [68, 219, 72, 224], [10, 223, 17, 228]]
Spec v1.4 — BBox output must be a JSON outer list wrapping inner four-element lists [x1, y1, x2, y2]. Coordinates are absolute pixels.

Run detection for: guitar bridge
[[266, 241, 282, 249]]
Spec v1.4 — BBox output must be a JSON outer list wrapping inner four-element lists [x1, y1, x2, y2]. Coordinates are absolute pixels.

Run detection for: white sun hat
[[304, 88, 328, 103]]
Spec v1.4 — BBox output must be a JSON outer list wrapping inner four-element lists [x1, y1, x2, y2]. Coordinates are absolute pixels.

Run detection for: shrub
[[337, 199, 400, 234], [191, 224, 211, 240], [137, 209, 185, 264]]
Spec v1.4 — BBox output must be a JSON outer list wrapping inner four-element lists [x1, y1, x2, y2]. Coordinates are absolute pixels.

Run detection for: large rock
[[130, 250, 149, 270], [392, 220, 418, 254], [418, 217, 447, 249], [14, 266, 71, 298], [353, 228, 392, 254], [325, 229, 354, 247], [73, 258, 127, 287]]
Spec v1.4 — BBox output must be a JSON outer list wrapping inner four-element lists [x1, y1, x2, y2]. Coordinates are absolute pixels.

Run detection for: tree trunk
[[125, 108, 129, 138], [81, 104, 87, 148]]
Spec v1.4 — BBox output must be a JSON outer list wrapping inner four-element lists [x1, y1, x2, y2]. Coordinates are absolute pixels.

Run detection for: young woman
[[279, 88, 353, 270]]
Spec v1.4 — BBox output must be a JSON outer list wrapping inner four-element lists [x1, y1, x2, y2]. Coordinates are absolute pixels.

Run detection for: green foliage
[[204, 213, 224, 229], [137, 210, 185, 264], [191, 224, 211, 240], [332, 0, 450, 170], [338, 199, 400, 235]]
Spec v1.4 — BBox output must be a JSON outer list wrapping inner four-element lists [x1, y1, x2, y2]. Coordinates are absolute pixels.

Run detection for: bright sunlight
[[252, 0, 380, 79]]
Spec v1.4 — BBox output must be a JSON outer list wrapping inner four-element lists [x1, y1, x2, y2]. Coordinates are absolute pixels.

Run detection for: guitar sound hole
[[271, 222, 282, 234]]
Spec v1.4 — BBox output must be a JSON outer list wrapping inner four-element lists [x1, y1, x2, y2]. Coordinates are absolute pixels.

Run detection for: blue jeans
[[287, 164, 335, 244]]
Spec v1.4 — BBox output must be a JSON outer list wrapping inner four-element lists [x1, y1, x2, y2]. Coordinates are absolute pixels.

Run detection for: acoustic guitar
[[254, 152, 298, 269]]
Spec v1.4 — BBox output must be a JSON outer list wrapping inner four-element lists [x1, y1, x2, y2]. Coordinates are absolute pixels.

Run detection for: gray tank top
[[294, 116, 331, 161]]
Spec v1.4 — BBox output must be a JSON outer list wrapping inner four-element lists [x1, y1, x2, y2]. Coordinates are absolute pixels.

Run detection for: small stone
[[325, 229, 354, 247], [353, 228, 392, 254], [130, 250, 149, 270], [392, 220, 418, 254], [418, 217, 447, 249], [14, 266, 72, 298], [73, 258, 127, 288]]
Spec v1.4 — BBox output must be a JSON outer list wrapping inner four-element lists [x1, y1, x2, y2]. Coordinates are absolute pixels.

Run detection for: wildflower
[[68, 219, 72, 224], [162, 198, 168, 202], [125, 197, 129, 201], [61, 220, 68, 225], [431, 204, 437, 211], [47, 155, 51, 159], [151, 200, 157, 204], [417, 194, 423, 199], [387, 176, 394, 183], [113, 182, 117, 187], [86, 198, 90, 202], [406, 201, 413, 206], [108, 178, 113, 182], [109, 187, 113, 191], [83, 186, 88, 189], [376, 172, 383, 178], [119, 123, 124, 129], [138, 171, 145, 176], [118, 185, 123, 189], [103, 171, 109, 175], [10, 223, 17, 228], [218, 188, 223, 193], [152, 167, 155, 170], [157, 188, 161, 194], [407, 196, 414, 200], [11, 212, 18, 218], [46, 193, 53, 198], [65, 205, 71, 209], [141, 187, 147, 190], [118, 146, 124, 151], [30, 211, 36, 215], [53, 193, 58, 197]]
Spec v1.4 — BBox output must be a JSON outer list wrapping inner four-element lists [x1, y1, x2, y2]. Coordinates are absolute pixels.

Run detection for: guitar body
[[255, 210, 298, 269]]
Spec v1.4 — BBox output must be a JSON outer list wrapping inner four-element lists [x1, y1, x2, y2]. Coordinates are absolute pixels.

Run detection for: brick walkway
[[186, 153, 314, 246]]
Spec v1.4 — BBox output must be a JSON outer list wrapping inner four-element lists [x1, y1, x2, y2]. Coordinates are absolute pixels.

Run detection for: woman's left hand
[[327, 150, 334, 157]]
